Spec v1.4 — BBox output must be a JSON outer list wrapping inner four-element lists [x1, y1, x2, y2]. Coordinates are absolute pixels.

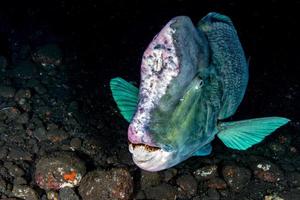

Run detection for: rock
[[0, 86, 15, 98], [253, 161, 284, 183], [207, 178, 227, 190], [162, 168, 177, 182], [193, 165, 218, 181], [0, 56, 7, 72], [280, 188, 300, 200], [46, 128, 69, 143], [14, 89, 31, 102], [207, 189, 220, 200], [13, 61, 38, 79], [264, 194, 284, 200], [33, 126, 47, 141], [144, 183, 178, 200], [286, 172, 300, 187], [222, 165, 251, 192], [6, 148, 32, 161], [47, 191, 59, 200], [70, 138, 82, 149], [134, 191, 146, 199], [13, 177, 27, 185], [34, 84, 47, 95], [11, 185, 39, 200], [1, 107, 20, 121], [35, 152, 86, 190], [16, 113, 29, 124], [176, 174, 198, 196], [78, 168, 133, 200], [140, 170, 161, 189], [4, 162, 25, 177], [32, 44, 62, 67], [59, 187, 79, 200], [0, 177, 7, 194]]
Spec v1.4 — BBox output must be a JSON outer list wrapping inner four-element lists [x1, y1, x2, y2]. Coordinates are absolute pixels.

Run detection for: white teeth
[[129, 143, 158, 162]]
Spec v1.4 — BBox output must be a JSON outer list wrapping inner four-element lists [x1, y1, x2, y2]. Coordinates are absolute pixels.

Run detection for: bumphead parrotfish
[[110, 12, 290, 171]]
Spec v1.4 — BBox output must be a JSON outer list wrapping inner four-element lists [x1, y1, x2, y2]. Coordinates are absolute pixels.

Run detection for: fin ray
[[217, 117, 290, 150], [110, 77, 139, 122]]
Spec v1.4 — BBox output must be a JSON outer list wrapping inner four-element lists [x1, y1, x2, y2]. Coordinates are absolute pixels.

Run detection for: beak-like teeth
[[129, 142, 160, 152]]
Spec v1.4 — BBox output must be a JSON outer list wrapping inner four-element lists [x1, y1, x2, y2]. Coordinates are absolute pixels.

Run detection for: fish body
[[110, 12, 289, 171]]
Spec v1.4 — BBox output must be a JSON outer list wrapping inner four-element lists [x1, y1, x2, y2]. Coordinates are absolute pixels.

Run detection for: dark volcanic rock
[[286, 172, 300, 187], [140, 170, 161, 189], [0, 86, 15, 98], [207, 178, 227, 190], [252, 161, 284, 183], [35, 151, 86, 190], [59, 187, 79, 200], [32, 44, 62, 67], [176, 174, 198, 196], [193, 165, 218, 181], [144, 183, 178, 200], [222, 165, 251, 192], [78, 168, 133, 200], [11, 185, 39, 200]]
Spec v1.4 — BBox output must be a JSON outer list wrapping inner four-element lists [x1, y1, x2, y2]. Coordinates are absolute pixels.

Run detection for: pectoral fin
[[217, 117, 290, 150], [192, 143, 212, 156], [110, 77, 139, 122]]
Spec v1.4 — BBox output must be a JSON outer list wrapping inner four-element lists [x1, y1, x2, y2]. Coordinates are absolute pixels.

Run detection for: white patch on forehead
[[130, 19, 180, 144]]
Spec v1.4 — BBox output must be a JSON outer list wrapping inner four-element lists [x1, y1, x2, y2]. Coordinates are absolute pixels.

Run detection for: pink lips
[[128, 125, 155, 146]]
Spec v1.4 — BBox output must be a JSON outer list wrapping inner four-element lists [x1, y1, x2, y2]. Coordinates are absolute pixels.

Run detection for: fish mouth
[[128, 142, 161, 162]]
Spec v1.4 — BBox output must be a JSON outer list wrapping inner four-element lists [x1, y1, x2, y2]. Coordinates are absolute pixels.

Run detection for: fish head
[[128, 16, 212, 171]]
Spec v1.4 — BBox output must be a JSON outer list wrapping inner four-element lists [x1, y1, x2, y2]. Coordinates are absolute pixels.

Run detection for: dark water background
[[0, 0, 299, 120]]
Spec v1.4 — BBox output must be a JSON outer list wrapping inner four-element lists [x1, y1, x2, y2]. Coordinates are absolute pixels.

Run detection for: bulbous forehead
[[129, 18, 181, 144], [128, 16, 209, 144]]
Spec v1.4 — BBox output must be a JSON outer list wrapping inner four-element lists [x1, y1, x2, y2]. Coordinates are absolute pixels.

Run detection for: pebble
[[193, 165, 218, 181], [59, 187, 79, 200], [46, 128, 69, 143], [13, 177, 27, 185], [6, 148, 32, 161], [264, 194, 284, 200], [16, 113, 29, 124], [0, 86, 15, 98], [14, 89, 31, 102], [78, 168, 133, 200], [47, 191, 59, 200], [35, 152, 86, 190], [70, 138, 82, 149], [0, 56, 7, 72], [11, 185, 39, 200], [207, 178, 227, 190], [176, 174, 198, 196], [162, 168, 177, 182], [13, 61, 38, 79], [253, 161, 284, 183], [222, 165, 251, 192], [286, 172, 300, 187], [33, 126, 48, 141], [4, 162, 25, 177], [0, 177, 7, 194], [140, 170, 161, 189], [32, 44, 62, 67], [143, 183, 178, 200], [34, 84, 47, 95]]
